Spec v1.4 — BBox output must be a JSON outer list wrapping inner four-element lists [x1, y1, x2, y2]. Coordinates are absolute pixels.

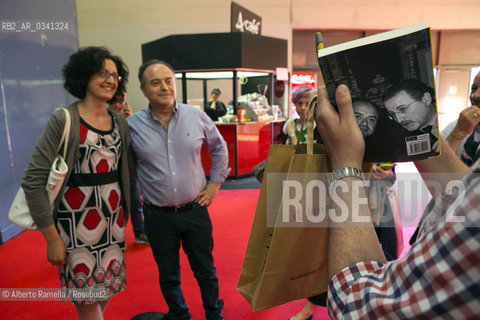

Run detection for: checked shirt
[[327, 162, 480, 319]]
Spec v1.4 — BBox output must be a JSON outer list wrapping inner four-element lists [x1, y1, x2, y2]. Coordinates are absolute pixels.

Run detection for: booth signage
[[231, 1, 261, 35], [291, 72, 316, 88]]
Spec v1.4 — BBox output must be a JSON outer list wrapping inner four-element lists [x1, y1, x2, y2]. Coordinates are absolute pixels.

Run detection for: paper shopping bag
[[236, 90, 375, 310], [236, 133, 333, 311], [236, 142, 332, 311]]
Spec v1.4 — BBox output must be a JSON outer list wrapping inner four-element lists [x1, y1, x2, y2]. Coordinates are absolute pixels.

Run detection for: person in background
[[204, 88, 227, 122], [316, 83, 477, 319], [443, 70, 480, 166], [383, 79, 439, 152], [109, 92, 149, 245], [128, 60, 229, 320], [22, 46, 130, 319], [253, 86, 317, 185], [410, 71, 480, 245], [283, 85, 317, 145], [109, 90, 133, 117], [368, 163, 400, 261]]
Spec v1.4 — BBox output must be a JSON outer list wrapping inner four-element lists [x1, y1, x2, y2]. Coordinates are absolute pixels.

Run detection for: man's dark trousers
[[144, 202, 224, 320]]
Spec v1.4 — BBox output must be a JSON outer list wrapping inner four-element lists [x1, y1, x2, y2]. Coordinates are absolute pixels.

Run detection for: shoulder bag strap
[[56, 107, 71, 158]]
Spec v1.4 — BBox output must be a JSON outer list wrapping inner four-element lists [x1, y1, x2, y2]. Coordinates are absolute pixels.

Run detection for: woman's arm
[[40, 225, 66, 266], [22, 108, 66, 228], [21, 108, 69, 265]]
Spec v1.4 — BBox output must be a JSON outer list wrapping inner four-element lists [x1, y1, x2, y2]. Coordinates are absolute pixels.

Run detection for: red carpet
[[0, 189, 413, 319]]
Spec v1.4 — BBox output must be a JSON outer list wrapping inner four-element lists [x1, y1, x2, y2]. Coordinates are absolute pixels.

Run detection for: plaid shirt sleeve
[[327, 164, 480, 319]]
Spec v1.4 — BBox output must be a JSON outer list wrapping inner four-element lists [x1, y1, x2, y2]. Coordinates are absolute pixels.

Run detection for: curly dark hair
[[62, 46, 128, 104]]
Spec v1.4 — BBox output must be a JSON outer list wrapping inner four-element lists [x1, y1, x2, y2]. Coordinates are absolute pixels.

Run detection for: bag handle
[[56, 108, 71, 158], [296, 94, 317, 155]]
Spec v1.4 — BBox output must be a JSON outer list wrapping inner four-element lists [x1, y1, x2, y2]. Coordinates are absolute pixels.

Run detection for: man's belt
[[143, 199, 198, 214]]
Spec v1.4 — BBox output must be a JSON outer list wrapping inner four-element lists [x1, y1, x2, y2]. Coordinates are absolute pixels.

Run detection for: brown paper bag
[[236, 143, 332, 311], [237, 92, 374, 311], [236, 98, 335, 311]]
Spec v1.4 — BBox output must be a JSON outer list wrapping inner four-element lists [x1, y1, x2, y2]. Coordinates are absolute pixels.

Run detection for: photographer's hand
[[315, 85, 364, 170]]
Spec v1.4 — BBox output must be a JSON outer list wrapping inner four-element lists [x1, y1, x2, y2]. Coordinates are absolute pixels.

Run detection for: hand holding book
[[315, 85, 364, 171]]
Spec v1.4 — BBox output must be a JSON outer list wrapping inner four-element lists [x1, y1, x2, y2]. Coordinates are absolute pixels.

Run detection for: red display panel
[[201, 121, 285, 179]]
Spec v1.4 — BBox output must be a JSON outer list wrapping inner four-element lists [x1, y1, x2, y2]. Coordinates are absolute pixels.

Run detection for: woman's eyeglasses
[[98, 69, 121, 82]]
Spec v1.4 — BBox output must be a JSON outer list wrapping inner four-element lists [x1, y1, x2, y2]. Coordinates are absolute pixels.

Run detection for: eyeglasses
[[355, 114, 377, 126], [387, 99, 416, 121], [98, 69, 121, 82]]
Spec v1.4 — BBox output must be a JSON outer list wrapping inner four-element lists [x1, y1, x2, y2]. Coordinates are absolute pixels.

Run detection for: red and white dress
[[56, 115, 126, 305]]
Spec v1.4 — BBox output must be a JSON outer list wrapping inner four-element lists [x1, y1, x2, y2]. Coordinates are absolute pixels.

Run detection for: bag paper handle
[[296, 94, 317, 155], [56, 108, 71, 159]]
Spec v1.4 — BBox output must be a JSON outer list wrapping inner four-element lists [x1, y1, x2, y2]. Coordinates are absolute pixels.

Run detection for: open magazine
[[316, 23, 440, 162]]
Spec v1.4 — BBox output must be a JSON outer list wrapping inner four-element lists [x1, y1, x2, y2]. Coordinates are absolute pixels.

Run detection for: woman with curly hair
[[21, 46, 130, 319]]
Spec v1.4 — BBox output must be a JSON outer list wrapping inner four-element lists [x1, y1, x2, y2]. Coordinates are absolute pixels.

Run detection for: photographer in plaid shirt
[[315, 84, 479, 319]]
